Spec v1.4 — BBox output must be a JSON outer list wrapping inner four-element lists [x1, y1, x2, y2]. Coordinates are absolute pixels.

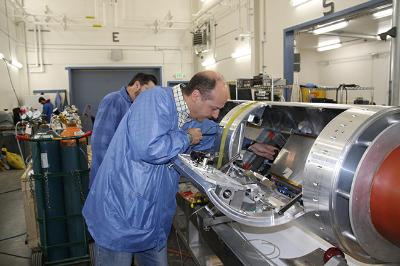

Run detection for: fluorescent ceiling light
[[11, 59, 23, 69], [313, 20, 349, 35], [231, 47, 250, 59], [201, 57, 215, 67], [318, 39, 340, 47], [317, 43, 342, 52], [291, 0, 312, 7], [373, 8, 393, 19], [0, 53, 4, 60]]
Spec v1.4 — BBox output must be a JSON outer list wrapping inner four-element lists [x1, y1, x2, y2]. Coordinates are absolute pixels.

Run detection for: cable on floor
[[0, 188, 22, 195], [0, 232, 26, 242], [248, 239, 281, 259], [0, 251, 30, 260], [230, 222, 281, 265]]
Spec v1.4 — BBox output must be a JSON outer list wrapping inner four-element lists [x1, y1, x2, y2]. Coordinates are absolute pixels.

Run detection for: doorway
[[66, 67, 162, 116], [283, 0, 393, 105]]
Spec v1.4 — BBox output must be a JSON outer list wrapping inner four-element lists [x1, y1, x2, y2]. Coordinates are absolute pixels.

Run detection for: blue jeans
[[94, 243, 168, 266]]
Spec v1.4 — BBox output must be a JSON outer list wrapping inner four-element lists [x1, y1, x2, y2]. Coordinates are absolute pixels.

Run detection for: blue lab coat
[[83, 86, 218, 252], [42, 100, 54, 123], [89, 87, 132, 187]]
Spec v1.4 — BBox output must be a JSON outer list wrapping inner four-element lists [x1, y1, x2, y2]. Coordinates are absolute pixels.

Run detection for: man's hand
[[248, 143, 278, 160], [187, 128, 202, 145]]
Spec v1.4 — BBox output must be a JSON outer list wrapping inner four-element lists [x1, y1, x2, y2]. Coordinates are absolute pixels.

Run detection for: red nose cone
[[370, 146, 400, 247]]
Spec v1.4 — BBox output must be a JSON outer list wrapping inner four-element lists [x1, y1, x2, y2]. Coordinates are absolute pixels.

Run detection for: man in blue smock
[[89, 73, 158, 187], [38, 97, 54, 123], [83, 71, 277, 265]]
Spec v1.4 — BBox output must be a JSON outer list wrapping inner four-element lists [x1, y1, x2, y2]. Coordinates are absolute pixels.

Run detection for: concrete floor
[[0, 169, 197, 266], [0, 169, 31, 266]]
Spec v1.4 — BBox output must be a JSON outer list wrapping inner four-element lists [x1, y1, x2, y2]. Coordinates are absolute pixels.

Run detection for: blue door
[[67, 67, 162, 116]]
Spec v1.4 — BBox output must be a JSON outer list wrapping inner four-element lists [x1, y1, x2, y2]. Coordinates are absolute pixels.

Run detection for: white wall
[[194, 0, 254, 81], [1, 0, 391, 108], [297, 49, 321, 85], [298, 40, 390, 105], [0, 0, 27, 111], [22, 0, 194, 105], [319, 41, 390, 105], [264, 0, 370, 78]]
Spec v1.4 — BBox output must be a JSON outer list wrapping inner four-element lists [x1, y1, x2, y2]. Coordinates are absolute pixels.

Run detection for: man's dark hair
[[38, 97, 45, 103], [182, 71, 223, 100], [128, 73, 158, 87]]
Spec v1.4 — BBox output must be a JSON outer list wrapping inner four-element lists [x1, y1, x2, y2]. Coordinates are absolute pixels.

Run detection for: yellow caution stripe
[[217, 101, 258, 169]]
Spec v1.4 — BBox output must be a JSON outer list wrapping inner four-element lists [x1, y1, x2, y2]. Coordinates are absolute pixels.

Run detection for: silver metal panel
[[270, 134, 316, 186], [213, 224, 275, 266], [280, 248, 325, 266], [177, 101, 400, 264], [303, 108, 377, 247], [176, 154, 304, 227], [303, 108, 375, 258], [218, 101, 356, 164], [303, 106, 400, 263], [219, 101, 265, 164], [173, 157, 214, 193]]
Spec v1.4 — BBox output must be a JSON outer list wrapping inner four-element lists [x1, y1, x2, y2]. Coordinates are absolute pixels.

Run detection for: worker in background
[[38, 97, 54, 123], [89, 73, 158, 187], [83, 71, 276, 266]]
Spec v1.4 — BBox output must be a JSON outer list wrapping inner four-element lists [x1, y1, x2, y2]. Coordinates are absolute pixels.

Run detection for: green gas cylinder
[[60, 126, 89, 257], [30, 134, 69, 261]]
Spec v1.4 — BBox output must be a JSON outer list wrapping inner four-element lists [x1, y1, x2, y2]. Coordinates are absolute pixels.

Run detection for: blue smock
[[83, 86, 218, 252], [89, 87, 131, 187], [42, 101, 54, 123]]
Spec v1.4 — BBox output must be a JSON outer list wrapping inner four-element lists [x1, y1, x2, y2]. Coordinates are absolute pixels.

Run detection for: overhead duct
[[192, 21, 211, 55]]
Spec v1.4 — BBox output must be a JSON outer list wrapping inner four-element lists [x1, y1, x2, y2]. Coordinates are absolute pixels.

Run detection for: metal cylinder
[[31, 140, 69, 261], [214, 101, 400, 263], [61, 137, 89, 258]]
